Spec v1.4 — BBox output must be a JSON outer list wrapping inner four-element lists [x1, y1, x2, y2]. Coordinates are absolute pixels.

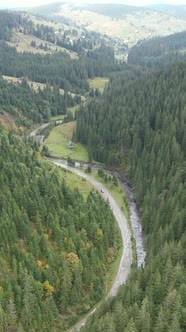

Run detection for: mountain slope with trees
[[0, 6, 185, 332], [0, 130, 121, 331], [0, 10, 124, 95], [0, 76, 79, 126], [0, 40, 123, 94], [76, 60, 186, 331], [128, 30, 186, 69]]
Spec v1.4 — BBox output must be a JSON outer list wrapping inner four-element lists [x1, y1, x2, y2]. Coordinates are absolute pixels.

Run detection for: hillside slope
[[76, 60, 186, 331], [52, 3, 186, 46], [0, 131, 121, 331]]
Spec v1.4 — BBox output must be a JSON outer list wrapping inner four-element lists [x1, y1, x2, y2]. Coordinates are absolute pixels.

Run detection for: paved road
[[49, 158, 132, 332]]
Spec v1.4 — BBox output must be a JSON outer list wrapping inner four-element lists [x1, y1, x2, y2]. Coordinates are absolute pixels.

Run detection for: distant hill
[[147, 4, 186, 19], [128, 30, 186, 68], [28, 2, 63, 16], [7, 2, 186, 48], [77, 3, 141, 19]]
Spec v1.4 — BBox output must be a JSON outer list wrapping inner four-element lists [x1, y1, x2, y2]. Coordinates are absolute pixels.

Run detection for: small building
[[68, 141, 73, 149], [56, 120, 63, 125]]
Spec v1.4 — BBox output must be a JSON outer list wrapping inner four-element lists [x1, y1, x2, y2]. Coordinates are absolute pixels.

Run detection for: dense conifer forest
[[0, 131, 121, 330], [0, 77, 80, 125], [0, 41, 122, 93], [0, 7, 185, 332], [76, 57, 186, 331], [128, 31, 186, 68]]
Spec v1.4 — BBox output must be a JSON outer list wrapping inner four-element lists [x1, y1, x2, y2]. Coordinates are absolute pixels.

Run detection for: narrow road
[[49, 158, 132, 332], [30, 123, 50, 137]]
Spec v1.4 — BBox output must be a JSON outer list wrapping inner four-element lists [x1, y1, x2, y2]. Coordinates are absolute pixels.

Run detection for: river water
[[118, 176, 146, 268], [51, 157, 146, 269]]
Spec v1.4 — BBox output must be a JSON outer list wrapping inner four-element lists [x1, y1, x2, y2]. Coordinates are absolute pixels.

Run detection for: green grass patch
[[60, 168, 94, 200], [45, 121, 89, 161], [91, 169, 129, 219], [67, 104, 81, 115], [89, 77, 109, 93], [43, 158, 93, 200], [179, 48, 186, 54], [50, 114, 65, 122], [50, 106, 81, 122]]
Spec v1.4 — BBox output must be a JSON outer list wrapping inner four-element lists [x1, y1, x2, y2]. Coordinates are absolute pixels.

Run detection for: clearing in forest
[[89, 77, 109, 93], [8, 30, 78, 59], [45, 121, 89, 161]]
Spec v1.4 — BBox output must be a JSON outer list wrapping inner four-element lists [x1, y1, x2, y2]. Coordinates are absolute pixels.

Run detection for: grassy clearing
[[42, 159, 93, 201], [115, 54, 125, 61], [67, 104, 82, 114], [45, 121, 89, 161], [50, 114, 65, 122], [59, 167, 94, 200], [89, 77, 109, 93], [179, 49, 186, 54], [9, 30, 78, 59]]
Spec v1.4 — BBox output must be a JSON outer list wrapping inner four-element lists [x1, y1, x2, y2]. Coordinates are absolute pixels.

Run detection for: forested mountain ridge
[[76, 61, 186, 166], [148, 4, 186, 19], [76, 60, 186, 331], [128, 30, 186, 68]]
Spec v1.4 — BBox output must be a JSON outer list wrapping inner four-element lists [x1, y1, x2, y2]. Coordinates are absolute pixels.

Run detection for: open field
[[45, 121, 89, 161], [50, 115, 65, 122], [8, 30, 78, 59], [89, 77, 109, 93]]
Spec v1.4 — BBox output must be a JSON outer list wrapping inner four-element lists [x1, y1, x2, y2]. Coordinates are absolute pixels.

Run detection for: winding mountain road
[[49, 158, 133, 332], [30, 124, 145, 331]]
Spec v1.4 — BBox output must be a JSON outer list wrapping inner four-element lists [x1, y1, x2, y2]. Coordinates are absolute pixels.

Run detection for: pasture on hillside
[[45, 121, 89, 161], [8, 31, 78, 59]]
